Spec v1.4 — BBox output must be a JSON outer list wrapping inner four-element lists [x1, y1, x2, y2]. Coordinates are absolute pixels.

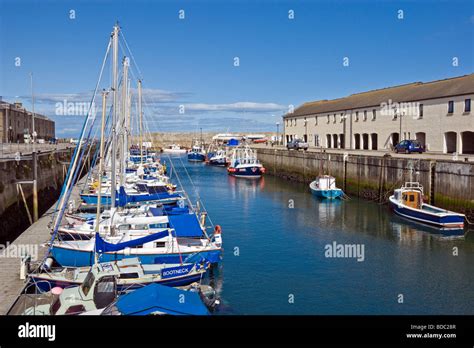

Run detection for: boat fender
[[213, 225, 222, 247], [42, 257, 54, 271], [20, 254, 31, 280]]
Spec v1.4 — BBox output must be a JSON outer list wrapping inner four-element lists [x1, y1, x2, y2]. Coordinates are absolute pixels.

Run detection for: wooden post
[[32, 151, 38, 222], [429, 160, 436, 205]]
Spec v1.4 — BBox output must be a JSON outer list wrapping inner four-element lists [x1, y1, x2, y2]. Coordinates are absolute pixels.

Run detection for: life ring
[[214, 225, 222, 235]]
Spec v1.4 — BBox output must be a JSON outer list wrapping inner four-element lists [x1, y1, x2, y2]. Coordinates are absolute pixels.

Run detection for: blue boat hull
[[389, 199, 464, 230], [51, 246, 222, 267], [80, 192, 181, 205], [311, 188, 343, 199], [187, 153, 206, 162], [228, 166, 264, 178]]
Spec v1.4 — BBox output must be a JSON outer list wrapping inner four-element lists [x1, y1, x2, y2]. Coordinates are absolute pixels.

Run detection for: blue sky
[[0, 0, 473, 138]]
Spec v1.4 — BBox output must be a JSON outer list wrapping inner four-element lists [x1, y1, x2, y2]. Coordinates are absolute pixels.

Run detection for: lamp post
[[276, 122, 280, 146]]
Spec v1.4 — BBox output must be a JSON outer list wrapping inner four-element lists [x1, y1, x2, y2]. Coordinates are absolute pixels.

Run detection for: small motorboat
[[389, 182, 465, 231], [309, 175, 343, 199], [227, 145, 265, 178]]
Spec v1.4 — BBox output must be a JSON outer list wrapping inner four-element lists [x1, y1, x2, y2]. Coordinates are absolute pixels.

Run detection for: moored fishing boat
[[187, 145, 206, 162], [389, 182, 465, 231], [227, 145, 265, 178], [207, 149, 228, 166], [309, 175, 343, 199]]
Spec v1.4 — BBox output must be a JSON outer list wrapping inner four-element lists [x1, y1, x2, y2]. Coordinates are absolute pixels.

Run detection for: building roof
[[0, 100, 53, 121], [285, 74, 474, 118]]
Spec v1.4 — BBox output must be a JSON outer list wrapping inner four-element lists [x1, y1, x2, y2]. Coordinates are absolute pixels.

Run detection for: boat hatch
[[402, 191, 421, 209], [93, 275, 117, 308]]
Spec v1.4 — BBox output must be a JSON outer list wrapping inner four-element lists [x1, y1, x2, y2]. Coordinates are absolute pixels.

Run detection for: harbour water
[[166, 154, 474, 315]]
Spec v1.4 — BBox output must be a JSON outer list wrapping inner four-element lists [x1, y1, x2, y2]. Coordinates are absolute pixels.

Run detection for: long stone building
[[283, 74, 474, 154], [0, 99, 55, 143]]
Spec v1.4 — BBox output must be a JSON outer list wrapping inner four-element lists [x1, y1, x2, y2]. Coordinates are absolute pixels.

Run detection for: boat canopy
[[114, 283, 210, 315], [168, 214, 203, 238], [95, 230, 169, 253]]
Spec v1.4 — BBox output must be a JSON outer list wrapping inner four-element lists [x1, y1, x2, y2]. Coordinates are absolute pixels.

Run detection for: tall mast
[[94, 90, 108, 265], [110, 24, 119, 209], [138, 79, 143, 166], [120, 56, 129, 188]]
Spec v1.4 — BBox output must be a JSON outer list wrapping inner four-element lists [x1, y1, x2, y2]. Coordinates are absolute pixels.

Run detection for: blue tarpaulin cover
[[148, 207, 164, 216], [227, 138, 239, 146], [114, 283, 210, 315], [168, 214, 203, 238], [95, 230, 169, 253]]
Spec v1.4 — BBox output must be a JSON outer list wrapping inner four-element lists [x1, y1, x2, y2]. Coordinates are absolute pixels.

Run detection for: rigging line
[[50, 39, 112, 226], [45, 38, 112, 262], [81, 101, 114, 191], [165, 153, 193, 208], [177, 155, 215, 229], [119, 31, 144, 81]]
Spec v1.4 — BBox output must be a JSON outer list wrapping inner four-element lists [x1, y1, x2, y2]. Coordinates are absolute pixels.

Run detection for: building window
[[363, 110, 367, 121], [448, 100, 454, 114], [465, 99, 471, 113], [340, 113, 344, 123], [315, 116, 318, 125], [372, 109, 376, 120], [314, 134, 320, 147], [333, 114, 336, 123], [355, 111, 359, 122], [419, 104, 423, 119], [327, 115, 330, 124]]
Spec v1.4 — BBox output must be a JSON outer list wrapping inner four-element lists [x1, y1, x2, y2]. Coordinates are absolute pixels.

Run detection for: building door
[[371, 133, 378, 150], [415, 132, 426, 149], [461, 131, 474, 154], [444, 132, 457, 153]]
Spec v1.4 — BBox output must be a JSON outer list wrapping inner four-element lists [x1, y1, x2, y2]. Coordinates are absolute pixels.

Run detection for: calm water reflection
[[166, 155, 474, 315]]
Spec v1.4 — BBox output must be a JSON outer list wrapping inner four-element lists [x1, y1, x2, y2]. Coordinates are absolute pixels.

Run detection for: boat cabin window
[[149, 223, 167, 229], [93, 276, 117, 309], [118, 272, 139, 279], [119, 224, 131, 231], [65, 305, 86, 315], [81, 271, 95, 296], [136, 184, 148, 192], [147, 186, 167, 194], [134, 224, 148, 230], [155, 242, 166, 248]]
